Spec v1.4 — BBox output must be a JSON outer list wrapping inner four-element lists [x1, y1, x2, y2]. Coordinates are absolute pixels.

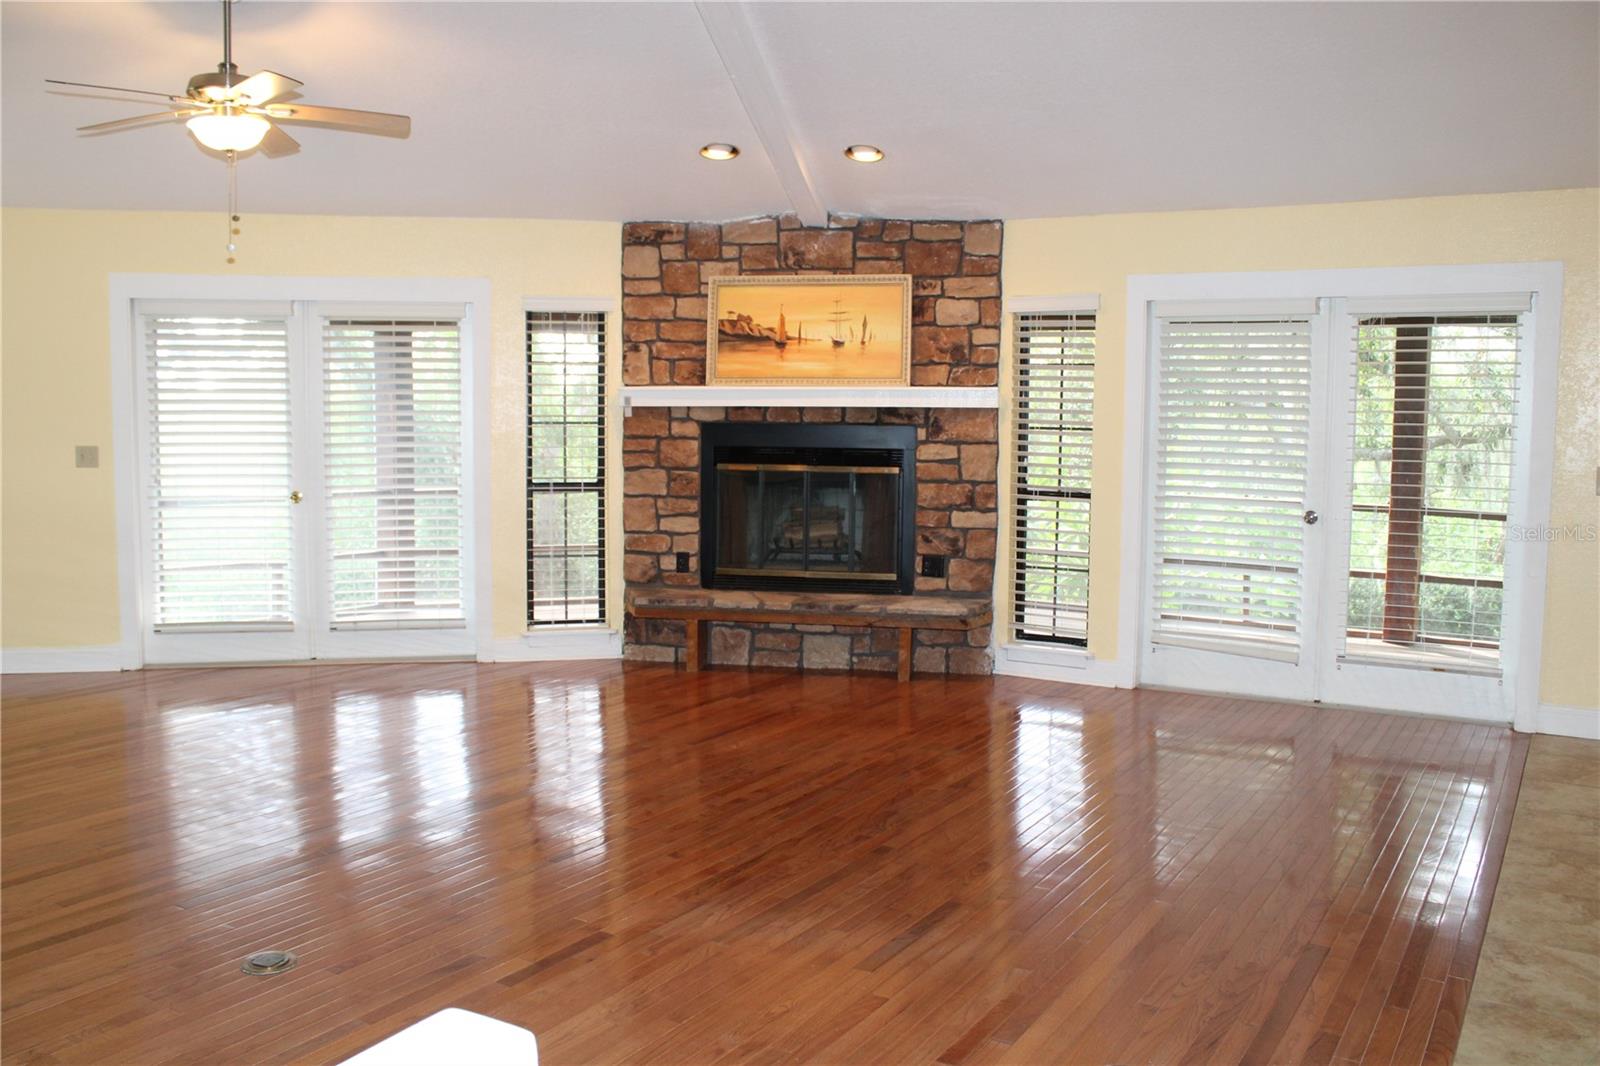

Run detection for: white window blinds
[[144, 313, 294, 629], [1150, 315, 1313, 660], [527, 311, 606, 626], [1012, 312, 1095, 645], [322, 317, 465, 628], [1340, 312, 1521, 674]]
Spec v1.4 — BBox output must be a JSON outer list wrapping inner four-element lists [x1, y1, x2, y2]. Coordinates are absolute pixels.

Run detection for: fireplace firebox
[[699, 423, 917, 594]]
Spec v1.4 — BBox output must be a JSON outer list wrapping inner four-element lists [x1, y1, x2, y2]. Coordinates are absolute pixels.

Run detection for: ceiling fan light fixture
[[186, 109, 270, 152], [699, 143, 739, 161], [844, 144, 885, 163]]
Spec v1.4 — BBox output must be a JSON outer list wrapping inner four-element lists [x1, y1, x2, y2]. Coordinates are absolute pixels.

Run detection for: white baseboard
[[483, 629, 623, 662], [1533, 703, 1600, 740], [7, 632, 624, 672], [992, 642, 1136, 688], [1, 645, 127, 674]]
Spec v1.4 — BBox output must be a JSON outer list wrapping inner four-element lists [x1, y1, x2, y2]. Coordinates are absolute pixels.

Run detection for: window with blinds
[[1012, 312, 1095, 645], [527, 311, 606, 626], [322, 317, 465, 628], [1341, 313, 1520, 674], [144, 313, 294, 629], [1150, 315, 1313, 660]]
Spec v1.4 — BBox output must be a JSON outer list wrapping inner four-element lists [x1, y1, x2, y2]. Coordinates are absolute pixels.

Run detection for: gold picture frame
[[706, 274, 912, 386]]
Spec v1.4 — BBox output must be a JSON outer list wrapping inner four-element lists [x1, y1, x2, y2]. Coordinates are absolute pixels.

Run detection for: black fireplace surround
[[699, 423, 917, 595]]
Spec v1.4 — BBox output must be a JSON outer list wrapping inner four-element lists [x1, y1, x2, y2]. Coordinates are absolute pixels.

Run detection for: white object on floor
[[339, 1008, 538, 1066]]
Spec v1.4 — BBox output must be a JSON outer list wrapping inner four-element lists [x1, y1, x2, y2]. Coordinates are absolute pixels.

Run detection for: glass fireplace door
[[714, 463, 900, 585]]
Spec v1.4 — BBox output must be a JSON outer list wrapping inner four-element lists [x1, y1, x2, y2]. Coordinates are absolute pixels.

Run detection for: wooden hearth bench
[[625, 586, 993, 683]]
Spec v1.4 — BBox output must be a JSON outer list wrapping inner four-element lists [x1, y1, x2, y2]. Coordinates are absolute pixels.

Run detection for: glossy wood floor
[[1, 662, 1527, 1065]]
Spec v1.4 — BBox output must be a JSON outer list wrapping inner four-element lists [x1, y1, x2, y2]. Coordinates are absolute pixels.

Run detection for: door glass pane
[[145, 314, 294, 630], [1340, 315, 1518, 674], [1149, 316, 1313, 659], [323, 318, 465, 628]]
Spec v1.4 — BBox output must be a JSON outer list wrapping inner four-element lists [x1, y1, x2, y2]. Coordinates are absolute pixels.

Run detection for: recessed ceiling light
[[699, 143, 740, 161], [844, 144, 885, 163]]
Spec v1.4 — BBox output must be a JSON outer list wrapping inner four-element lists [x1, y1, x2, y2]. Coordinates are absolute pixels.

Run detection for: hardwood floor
[[1, 662, 1527, 1065]]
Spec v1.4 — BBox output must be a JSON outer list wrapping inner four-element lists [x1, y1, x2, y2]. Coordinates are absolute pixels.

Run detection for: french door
[[1139, 291, 1535, 720], [1140, 301, 1332, 702], [134, 300, 474, 665]]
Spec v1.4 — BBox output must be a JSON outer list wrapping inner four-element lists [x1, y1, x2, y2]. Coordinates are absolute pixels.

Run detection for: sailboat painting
[[708, 274, 911, 386]]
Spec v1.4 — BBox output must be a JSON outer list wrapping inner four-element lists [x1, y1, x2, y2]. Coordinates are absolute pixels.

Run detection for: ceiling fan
[[46, 0, 410, 156]]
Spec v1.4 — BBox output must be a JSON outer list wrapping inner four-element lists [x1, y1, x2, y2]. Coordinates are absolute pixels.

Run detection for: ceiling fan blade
[[258, 122, 301, 158], [47, 79, 190, 104], [233, 70, 303, 105], [77, 110, 195, 134], [262, 103, 410, 137]]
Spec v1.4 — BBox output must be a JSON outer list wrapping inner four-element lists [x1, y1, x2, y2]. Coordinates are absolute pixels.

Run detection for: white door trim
[[109, 274, 493, 669], [1119, 262, 1564, 726]]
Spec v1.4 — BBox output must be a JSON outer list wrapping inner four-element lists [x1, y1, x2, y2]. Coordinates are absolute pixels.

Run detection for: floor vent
[[241, 950, 297, 976]]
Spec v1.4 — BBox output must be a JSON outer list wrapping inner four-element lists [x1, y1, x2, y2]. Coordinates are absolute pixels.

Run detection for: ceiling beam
[[694, 1, 828, 226]]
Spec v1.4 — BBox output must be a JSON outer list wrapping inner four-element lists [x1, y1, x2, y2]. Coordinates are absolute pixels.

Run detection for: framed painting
[[707, 274, 912, 386]]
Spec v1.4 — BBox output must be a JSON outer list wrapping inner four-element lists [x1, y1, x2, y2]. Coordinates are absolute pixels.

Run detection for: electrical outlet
[[920, 555, 947, 578], [75, 445, 99, 469], [675, 551, 691, 573]]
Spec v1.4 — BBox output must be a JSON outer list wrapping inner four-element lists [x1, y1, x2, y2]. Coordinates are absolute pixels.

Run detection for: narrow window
[[527, 311, 606, 626], [1344, 313, 1520, 672], [1012, 312, 1095, 645]]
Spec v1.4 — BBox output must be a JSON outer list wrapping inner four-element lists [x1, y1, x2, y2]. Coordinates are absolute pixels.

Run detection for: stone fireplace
[[621, 214, 1001, 674]]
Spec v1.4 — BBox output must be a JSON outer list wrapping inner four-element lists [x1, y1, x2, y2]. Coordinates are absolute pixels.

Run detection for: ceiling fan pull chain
[[225, 148, 239, 264]]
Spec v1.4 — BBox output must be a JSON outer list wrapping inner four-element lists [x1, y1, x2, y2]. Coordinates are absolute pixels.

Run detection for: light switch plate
[[75, 445, 99, 469]]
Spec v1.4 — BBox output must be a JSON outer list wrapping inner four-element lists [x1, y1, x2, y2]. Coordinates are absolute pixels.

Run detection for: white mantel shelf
[[620, 386, 999, 411]]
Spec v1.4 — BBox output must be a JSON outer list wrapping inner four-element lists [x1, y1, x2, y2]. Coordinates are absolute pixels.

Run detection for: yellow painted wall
[[1, 208, 621, 647], [5, 194, 1595, 712], [1003, 188, 1600, 711]]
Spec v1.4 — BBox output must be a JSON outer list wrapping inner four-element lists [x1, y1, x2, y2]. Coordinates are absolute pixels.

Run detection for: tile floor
[[1456, 735, 1600, 1065]]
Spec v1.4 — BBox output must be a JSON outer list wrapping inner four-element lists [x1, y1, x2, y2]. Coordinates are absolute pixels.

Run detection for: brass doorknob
[[289, 490, 303, 504]]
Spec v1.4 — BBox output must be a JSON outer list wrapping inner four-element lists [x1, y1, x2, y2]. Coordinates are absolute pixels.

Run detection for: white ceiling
[[3, 1, 1596, 222]]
